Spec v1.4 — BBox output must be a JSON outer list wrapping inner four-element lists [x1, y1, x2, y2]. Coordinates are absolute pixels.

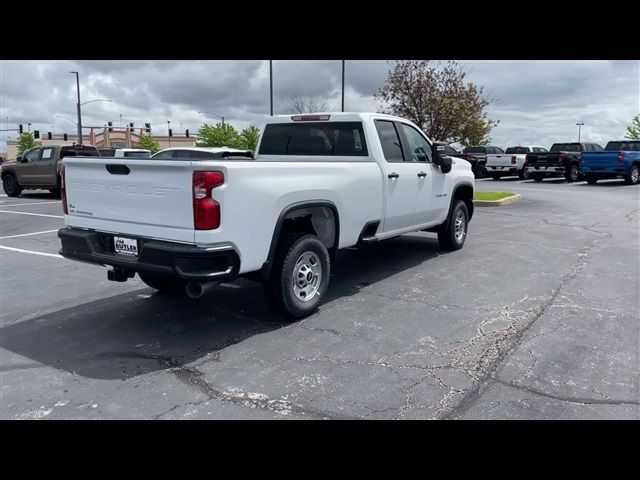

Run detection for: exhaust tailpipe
[[185, 281, 220, 299]]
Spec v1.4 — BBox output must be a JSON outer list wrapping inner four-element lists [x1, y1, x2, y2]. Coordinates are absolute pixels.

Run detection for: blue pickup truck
[[580, 140, 640, 185]]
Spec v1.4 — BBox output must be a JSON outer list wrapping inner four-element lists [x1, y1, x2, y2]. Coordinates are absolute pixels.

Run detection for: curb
[[474, 193, 522, 207]]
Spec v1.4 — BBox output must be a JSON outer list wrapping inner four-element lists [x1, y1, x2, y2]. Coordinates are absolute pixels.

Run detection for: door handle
[[417, 171, 427, 178], [387, 172, 399, 179]]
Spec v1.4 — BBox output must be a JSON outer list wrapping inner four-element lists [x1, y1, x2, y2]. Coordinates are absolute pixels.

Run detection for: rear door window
[[374, 120, 405, 162]]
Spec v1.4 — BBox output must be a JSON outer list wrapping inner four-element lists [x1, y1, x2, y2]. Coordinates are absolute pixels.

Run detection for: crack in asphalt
[[441, 235, 605, 419], [492, 378, 640, 406]]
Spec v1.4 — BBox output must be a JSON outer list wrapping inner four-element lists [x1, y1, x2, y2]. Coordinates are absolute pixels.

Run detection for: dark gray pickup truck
[[1, 145, 100, 197], [526, 142, 604, 182]]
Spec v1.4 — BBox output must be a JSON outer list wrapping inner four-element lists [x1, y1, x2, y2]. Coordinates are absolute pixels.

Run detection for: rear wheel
[[586, 175, 598, 185], [476, 163, 487, 179], [532, 175, 543, 182], [3, 174, 22, 197], [263, 232, 330, 319], [518, 166, 530, 180], [565, 163, 579, 183], [491, 174, 501, 180], [624, 165, 639, 185], [138, 272, 187, 293], [438, 200, 469, 251]]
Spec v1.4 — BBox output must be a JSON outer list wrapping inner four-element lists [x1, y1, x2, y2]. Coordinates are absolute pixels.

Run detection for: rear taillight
[[511, 156, 516, 165], [193, 171, 224, 230], [466, 155, 473, 162], [617, 152, 624, 163], [558, 154, 565, 163], [60, 164, 68, 214]]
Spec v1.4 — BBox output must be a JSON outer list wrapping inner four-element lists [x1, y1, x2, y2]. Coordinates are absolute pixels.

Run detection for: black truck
[[527, 142, 604, 182], [460, 145, 504, 178]]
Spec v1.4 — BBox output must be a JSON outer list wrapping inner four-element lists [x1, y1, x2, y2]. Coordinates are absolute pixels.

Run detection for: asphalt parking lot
[[1, 177, 638, 419]]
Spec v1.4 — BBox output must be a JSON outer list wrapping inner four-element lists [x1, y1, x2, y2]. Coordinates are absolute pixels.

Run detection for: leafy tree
[[240, 126, 261, 151], [137, 133, 161, 153], [625, 114, 640, 139], [197, 122, 243, 148], [289, 95, 331, 113], [17, 132, 41, 155], [375, 60, 499, 145]]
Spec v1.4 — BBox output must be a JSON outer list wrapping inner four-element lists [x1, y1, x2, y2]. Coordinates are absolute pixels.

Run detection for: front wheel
[[138, 272, 187, 293], [264, 233, 330, 319], [624, 165, 639, 185], [586, 175, 598, 185], [565, 163, 579, 183], [3, 174, 22, 197], [438, 200, 469, 251], [491, 174, 501, 181]]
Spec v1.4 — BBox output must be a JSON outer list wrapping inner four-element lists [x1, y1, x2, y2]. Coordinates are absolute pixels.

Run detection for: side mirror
[[432, 143, 453, 173], [16, 155, 23, 163]]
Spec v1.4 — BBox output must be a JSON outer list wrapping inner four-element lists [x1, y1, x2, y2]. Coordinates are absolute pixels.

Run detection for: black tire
[[491, 174, 501, 180], [624, 165, 639, 185], [532, 175, 543, 182], [138, 272, 187, 294], [49, 188, 61, 197], [476, 163, 487, 179], [438, 200, 469, 251], [263, 232, 330, 319], [3, 174, 22, 197], [565, 163, 579, 183], [586, 175, 598, 185], [518, 166, 530, 180]]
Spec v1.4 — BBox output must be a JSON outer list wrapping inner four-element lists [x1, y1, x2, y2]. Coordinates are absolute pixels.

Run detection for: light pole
[[341, 60, 345, 112], [167, 121, 171, 147], [28, 123, 32, 132], [70, 71, 82, 143], [269, 60, 273, 116], [119, 114, 122, 128], [198, 111, 225, 124], [576, 122, 584, 142]]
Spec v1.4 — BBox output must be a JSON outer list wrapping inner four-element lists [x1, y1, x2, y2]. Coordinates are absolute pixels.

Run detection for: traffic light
[[169, 129, 173, 137], [19, 124, 23, 134], [34, 130, 40, 139], [47, 132, 52, 140], [63, 133, 68, 141], [185, 129, 189, 137], [145, 123, 151, 133], [129, 122, 134, 133], [108, 121, 113, 132]]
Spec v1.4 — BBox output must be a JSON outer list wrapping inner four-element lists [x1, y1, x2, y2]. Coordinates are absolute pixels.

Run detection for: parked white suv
[[58, 113, 475, 318]]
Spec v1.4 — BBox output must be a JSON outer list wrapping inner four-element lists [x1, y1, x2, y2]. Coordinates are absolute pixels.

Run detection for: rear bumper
[[58, 227, 240, 282], [486, 166, 519, 174], [527, 166, 565, 175]]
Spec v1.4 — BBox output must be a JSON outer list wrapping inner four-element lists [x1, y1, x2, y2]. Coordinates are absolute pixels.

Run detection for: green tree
[[239, 125, 261, 151], [197, 122, 243, 148], [625, 114, 640, 139], [137, 133, 161, 153], [459, 117, 493, 146], [17, 132, 41, 155], [375, 60, 499, 144]]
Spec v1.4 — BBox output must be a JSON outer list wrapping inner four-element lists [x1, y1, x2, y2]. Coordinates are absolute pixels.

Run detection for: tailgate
[[528, 153, 559, 167], [581, 152, 616, 170], [64, 157, 196, 243], [486, 154, 513, 167]]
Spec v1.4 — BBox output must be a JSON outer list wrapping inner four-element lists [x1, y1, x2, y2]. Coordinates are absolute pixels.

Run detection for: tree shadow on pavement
[[0, 233, 445, 380]]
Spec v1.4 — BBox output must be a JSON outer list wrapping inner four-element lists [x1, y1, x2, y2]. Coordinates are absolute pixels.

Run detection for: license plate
[[114, 236, 138, 257]]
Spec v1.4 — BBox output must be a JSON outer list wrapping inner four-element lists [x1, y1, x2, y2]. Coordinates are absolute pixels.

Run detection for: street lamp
[[70, 71, 82, 143], [576, 122, 585, 142], [198, 111, 225, 124], [56, 114, 78, 125], [81, 99, 113, 107]]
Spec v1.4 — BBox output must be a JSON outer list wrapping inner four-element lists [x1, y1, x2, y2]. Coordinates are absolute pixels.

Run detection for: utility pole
[[70, 71, 83, 143], [341, 60, 345, 112], [269, 60, 273, 116]]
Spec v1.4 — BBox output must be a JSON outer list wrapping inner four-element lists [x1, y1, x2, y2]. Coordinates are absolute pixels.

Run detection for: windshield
[[505, 147, 529, 154], [605, 141, 640, 151], [550, 143, 581, 152]]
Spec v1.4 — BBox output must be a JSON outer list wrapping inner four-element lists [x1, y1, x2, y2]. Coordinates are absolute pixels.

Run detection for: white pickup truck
[[486, 145, 548, 180], [58, 113, 475, 318]]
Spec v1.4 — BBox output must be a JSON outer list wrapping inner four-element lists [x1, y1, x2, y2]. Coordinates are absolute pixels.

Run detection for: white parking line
[[0, 201, 61, 207], [0, 245, 63, 258], [0, 210, 64, 219], [0, 229, 59, 240]]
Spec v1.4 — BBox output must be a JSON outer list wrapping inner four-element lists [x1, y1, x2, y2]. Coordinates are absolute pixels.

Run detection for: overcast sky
[[1, 60, 638, 152]]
